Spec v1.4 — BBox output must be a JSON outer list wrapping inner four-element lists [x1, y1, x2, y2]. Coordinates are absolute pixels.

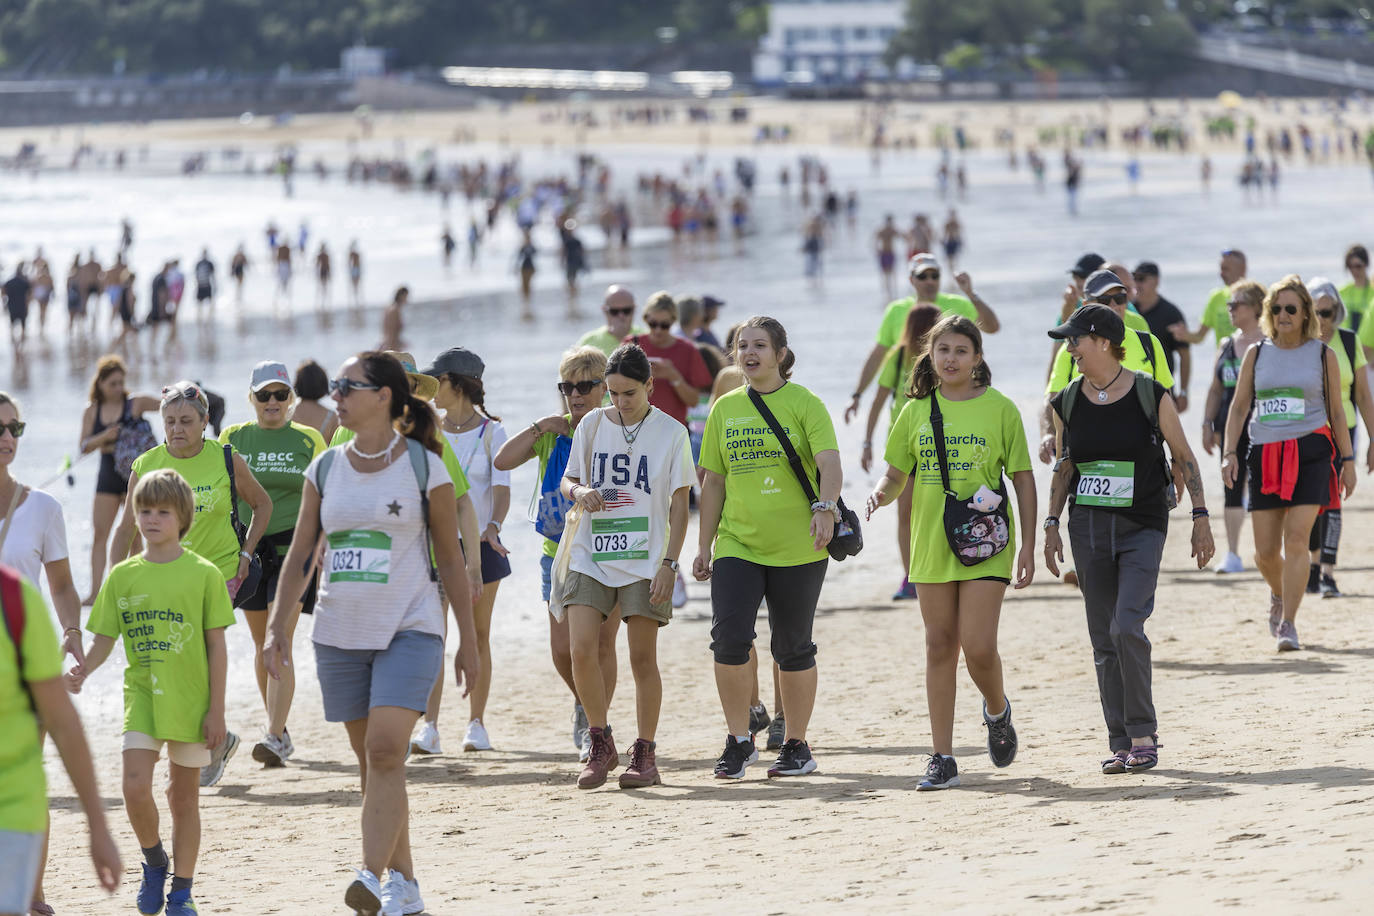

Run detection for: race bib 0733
[[590, 517, 649, 562], [1075, 460, 1135, 508], [326, 530, 392, 584]]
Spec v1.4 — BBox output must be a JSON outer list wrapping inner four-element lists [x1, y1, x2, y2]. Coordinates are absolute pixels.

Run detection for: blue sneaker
[[137, 863, 168, 915], [165, 888, 199, 915]]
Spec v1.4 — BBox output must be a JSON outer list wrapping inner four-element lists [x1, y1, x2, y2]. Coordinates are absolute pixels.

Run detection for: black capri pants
[[709, 557, 828, 672]]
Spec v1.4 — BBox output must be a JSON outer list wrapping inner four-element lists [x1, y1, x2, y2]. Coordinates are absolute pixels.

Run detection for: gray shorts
[[314, 629, 444, 723], [0, 830, 43, 912], [558, 569, 671, 626]]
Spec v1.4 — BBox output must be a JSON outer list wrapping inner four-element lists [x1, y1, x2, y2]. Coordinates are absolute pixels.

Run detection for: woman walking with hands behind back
[[1222, 276, 1356, 652], [1044, 305, 1214, 775], [262, 352, 477, 916], [696, 316, 841, 781], [865, 315, 1036, 791]]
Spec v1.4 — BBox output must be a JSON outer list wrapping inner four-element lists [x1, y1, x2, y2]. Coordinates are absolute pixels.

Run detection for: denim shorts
[[314, 629, 444, 723], [0, 830, 43, 913], [540, 552, 554, 602]]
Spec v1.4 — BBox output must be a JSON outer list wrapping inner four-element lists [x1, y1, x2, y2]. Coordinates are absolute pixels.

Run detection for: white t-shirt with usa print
[[563, 406, 696, 587]]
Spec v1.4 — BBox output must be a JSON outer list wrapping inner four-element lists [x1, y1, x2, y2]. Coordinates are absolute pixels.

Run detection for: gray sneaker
[[766, 713, 786, 751], [1268, 593, 1283, 638], [572, 703, 589, 752], [1276, 620, 1301, 652], [200, 731, 240, 787]]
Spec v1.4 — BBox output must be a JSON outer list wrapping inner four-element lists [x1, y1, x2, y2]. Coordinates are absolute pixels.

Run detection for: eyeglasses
[[607, 307, 633, 317], [1316, 308, 1336, 319], [1270, 304, 1300, 316], [1092, 293, 1129, 306], [646, 320, 673, 331], [0, 420, 25, 438], [254, 388, 291, 403], [1065, 335, 1082, 348], [915, 271, 940, 281], [329, 378, 381, 397], [557, 379, 603, 396]]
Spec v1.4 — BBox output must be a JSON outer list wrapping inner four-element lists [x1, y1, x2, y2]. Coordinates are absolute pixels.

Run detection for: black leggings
[[1307, 426, 1352, 566], [709, 557, 828, 671]]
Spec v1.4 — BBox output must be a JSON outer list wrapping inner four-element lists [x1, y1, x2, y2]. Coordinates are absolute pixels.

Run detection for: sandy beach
[[18, 95, 1374, 913]]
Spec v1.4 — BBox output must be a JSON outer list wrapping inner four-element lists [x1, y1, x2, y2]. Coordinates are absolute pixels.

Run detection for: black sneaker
[[766, 713, 786, 750], [1306, 563, 1320, 594], [714, 736, 758, 780], [748, 703, 771, 735], [767, 739, 818, 777], [917, 754, 960, 791], [983, 698, 1018, 768], [1320, 573, 1342, 598]]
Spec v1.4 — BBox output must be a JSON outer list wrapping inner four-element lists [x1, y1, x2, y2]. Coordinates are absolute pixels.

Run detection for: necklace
[[349, 430, 400, 462], [445, 410, 478, 432], [618, 408, 650, 455], [1088, 366, 1124, 402]]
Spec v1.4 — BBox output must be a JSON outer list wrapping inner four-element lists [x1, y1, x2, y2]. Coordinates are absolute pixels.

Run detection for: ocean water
[[5, 126, 1367, 727]]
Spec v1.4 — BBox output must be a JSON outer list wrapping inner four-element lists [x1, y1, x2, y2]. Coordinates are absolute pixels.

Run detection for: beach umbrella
[[1218, 90, 1243, 109]]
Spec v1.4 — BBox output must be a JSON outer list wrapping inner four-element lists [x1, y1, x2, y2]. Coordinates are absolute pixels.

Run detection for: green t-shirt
[[88, 551, 236, 744], [1355, 298, 1374, 352], [131, 441, 242, 580], [576, 325, 646, 357], [876, 294, 978, 348], [884, 387, 1031, 584], [1340, 282, 1374, 330], [531, 422, 571, 559], [699, 382, 838, 567], [221, 421, 327, 543], [1200, 287, 1236, 342], [1332, 331, 1368, 426], [1045, 330, 1175, 395], [0, 575, 62, 833], [330, 427, 470, 501], [877, 344, 918, 423]]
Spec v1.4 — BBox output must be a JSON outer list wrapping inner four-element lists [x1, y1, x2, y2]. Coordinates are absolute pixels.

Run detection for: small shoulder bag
[[927, 394, 1010, 566]]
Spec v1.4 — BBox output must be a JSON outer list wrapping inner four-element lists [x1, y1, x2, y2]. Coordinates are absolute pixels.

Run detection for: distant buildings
[[752, 0, 922, 86]]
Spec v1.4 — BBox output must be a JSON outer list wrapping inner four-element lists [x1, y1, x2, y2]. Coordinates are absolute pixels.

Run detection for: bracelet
[[1191, 508, 1210, 519], [64, 627, 82, 636], [240, 550, 253, 561], [1340, 455, 1355, 463], [529, 421, 542, 437], [1223, 451, 1237, 459]]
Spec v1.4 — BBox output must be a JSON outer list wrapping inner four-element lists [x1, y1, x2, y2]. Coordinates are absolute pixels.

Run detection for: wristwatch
[[662, 558, 679, 572], [490, 520, 503, 533], [1042, 517, 1060, 530]]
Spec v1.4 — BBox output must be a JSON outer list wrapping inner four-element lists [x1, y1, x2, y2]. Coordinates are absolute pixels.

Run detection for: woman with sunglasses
[[1340, 244, 1371, 333], [1223, 276, 1357, 652], [1304, 279, 1374, 599], [1201, 280, 1266, 575], [220, 361, 327, 768], [111, 380, 273, 787], [262, 353, 478, 916], [494, 346, 621, 761], [0, 391, 90, 916], [78, 354, 160, 602], [626, 292, 712, 429]]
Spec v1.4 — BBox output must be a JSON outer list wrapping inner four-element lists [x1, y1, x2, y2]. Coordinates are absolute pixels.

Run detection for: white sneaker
[[199, 731, 240, 787], [463, 718, 492, 751], [672, 571, 688, 608], [381, 870, 425, 916], [281, 728, 295, 760], [345, 868, 384, 916], [1216, 551, 1244, 574], [409, 721, 441, 756], [251, 731, 289, 768]]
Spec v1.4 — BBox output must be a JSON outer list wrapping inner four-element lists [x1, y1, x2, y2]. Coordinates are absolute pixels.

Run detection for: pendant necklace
[[618, 408, 650, 459], [1088, 366, 1124, 402], [349, 430, 400, 464]]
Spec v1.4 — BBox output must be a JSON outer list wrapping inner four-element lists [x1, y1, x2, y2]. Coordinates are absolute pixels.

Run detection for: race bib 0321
[[326, 530, 392, 584]]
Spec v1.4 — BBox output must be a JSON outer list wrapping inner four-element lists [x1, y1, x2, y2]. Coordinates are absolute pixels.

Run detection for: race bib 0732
[[1075, 460, 1135, 508], [326, 530, 392, 584]]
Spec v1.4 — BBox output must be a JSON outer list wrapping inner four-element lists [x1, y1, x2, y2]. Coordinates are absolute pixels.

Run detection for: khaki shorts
[[123, 731, 212, 768], [558, 570, 671, 626]]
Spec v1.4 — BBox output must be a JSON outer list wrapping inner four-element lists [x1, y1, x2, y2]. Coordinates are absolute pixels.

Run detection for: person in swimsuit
[[347, 241, 363, 310], [230, 245, 249, 306], [315, 243, 332, 313], [875, 215, 900, 300]]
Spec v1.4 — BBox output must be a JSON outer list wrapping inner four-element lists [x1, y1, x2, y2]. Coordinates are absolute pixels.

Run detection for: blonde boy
[[68, 469, 234, 916]]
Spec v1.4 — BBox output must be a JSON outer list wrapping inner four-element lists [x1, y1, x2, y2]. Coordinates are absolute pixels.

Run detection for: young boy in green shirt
[[68, 469, 235, 916]]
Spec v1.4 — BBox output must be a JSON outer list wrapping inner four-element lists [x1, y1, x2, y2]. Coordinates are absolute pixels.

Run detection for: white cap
[[249, 360, 292, 392]]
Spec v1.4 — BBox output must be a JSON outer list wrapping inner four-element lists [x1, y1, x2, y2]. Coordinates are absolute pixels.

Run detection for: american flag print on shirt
[[599, 487, 636, 509]]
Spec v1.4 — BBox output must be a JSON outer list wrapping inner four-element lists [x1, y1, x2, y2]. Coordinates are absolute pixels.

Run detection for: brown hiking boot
[[576, 727, 618, 789], [618, 738, 661, 788]]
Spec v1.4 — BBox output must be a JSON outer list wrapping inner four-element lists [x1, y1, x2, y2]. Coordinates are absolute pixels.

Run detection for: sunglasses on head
[[557, 379, 603, 396], [915, 271, 940, 281], [1317, 308, 1335, 319], [0, 420, 25, 438], [607, 307, 633, 317], [161, 383, 205, 403], [1093, 292, 1129, 306], [329, 377, 380, 397], [646, 320, 673, 331], [1270, 304, 1300, 316], [254, 388, 291, 403]]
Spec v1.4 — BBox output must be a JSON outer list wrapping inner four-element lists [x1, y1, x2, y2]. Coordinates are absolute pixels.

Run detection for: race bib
[[591, 517, 649, 562], [1257, 387, 1304, 423], [1075, 460, 1135, 508], [327, 530, 392, 584]]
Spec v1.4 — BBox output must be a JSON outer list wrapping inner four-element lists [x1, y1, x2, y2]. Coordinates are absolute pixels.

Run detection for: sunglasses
[[1065, 335, 1083, 348], [1317, 308, 1335, 319], [254, 388, 291, 403], [329, 378, 381, 397], [0, 420, 25, 438], [161, 383, 205, 404], [1270, 304, 1300, 316], [557, 379, 603, 396], [607, 307, 633, 317], [1226, 299, 1249, 309], [915, 271, 940, 281], [646, 320, 673, 331], [1093, 292, 1129, 306]]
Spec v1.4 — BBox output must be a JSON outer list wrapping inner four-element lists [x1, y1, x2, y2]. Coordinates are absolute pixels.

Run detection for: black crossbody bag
[[927, 395, 1010, 567], [224, 445, 264, 608], [747, 387, 862, 561]]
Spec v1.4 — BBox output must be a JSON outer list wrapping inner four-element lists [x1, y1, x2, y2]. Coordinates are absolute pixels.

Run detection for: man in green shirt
[[844, 253, 1000, 422], [1174, 248, 1247, 345], [576, 285, 644, 356]]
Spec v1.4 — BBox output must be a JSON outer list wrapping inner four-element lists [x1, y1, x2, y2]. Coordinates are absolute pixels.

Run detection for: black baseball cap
[[1133, 260, 1160, 278], [1069, 253, 1106, 278], [1048, 304, 1125, 345], [702, 295, 724, 311], [1083, 269, 1127, 300]]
